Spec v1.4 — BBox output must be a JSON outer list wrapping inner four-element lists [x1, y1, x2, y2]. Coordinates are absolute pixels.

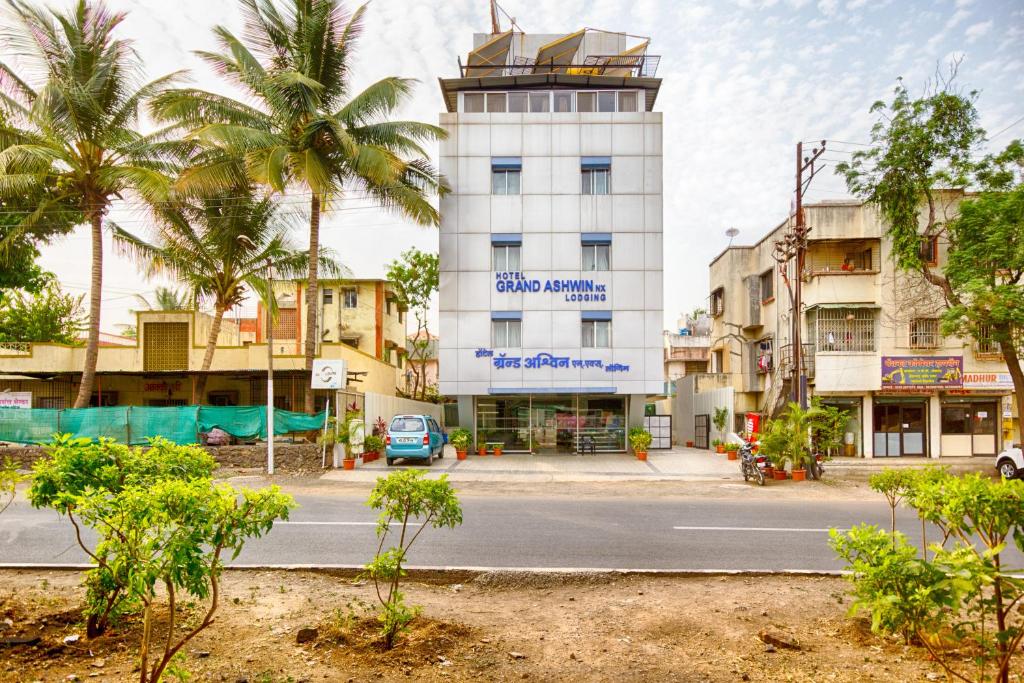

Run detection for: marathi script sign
[[881, 356, 963, 389], [477, 349, 629, 373], [0, 392, 31, 409]]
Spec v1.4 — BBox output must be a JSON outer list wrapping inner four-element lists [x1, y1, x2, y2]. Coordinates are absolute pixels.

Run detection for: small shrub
[[628, 426, 652, 452], [363, 434, 385, 453], [449, 428, 472, 451], [0, 457, 23, 516], [362, 470, 462, 649], [28, 435, 216, 637]]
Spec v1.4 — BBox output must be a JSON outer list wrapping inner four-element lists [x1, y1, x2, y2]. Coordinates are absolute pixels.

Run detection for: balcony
[[805, 239, 881, 276]]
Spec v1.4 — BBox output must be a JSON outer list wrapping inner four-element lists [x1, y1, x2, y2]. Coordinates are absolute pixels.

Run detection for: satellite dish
[[726, 227, 739, 246]]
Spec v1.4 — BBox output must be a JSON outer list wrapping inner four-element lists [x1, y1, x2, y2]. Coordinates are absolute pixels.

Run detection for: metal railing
[[458, 54, 660, 78], [777, 343, 815, 379]]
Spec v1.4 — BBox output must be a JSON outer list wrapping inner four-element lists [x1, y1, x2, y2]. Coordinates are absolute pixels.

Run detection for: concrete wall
[[363, 392, 444, 434], [437, 106, 664, 397]]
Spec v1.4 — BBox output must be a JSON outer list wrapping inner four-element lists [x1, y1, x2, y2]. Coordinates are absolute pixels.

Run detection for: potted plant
[[769, 452, 789, 479], [476, 429, 488, 456], [492, 442, 503, 456], [323, 409, 363, 471], [450, 428, 471, 460], [363, 434, 384, 463], [712, 406, 729, 450], [712, 438, 725, 454], [724, 442, 740, 461], [629, 426, 652, 461], [686, 439, 694, 448], [791, 452, 809, 482]]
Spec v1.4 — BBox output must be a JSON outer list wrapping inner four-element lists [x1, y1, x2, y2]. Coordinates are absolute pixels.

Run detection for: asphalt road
[[6, 492, 1020, 571]]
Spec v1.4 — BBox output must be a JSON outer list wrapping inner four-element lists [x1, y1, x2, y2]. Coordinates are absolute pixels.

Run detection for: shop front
[[940, 397, 1000, 456], [816, 395, 863, 456], [475, 394, 627, 454], [872, 397, 929, 457]]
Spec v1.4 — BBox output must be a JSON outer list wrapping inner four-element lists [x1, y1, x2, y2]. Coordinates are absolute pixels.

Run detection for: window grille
[[273, 308, 297, 339], [342, 288, 357, 308], [975, 324, 1001, 355], [143, 322, 189, 371], [759, 270, 774, 302], [909, 318, 939, 348], [814, 308, 876, 352], [710, 288, 725, 317]]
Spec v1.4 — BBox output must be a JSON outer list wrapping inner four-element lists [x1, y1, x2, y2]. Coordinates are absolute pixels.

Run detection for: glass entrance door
[[971, 402, 998, 455], [873, 402, 927, 457], [530, 397, 578, 454]]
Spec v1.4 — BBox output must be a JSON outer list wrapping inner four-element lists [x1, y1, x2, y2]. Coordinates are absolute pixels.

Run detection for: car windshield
[[390, 417, 426, 432]]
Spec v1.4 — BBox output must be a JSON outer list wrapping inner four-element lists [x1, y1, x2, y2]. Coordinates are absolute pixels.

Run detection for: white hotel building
[[437, 28, 664, 453]]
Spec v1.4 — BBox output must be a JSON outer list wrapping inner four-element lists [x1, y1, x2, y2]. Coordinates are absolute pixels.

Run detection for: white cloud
[[846, 0, 869, 10], [818, 0, 839, 15], [965, 20, 993, 43]]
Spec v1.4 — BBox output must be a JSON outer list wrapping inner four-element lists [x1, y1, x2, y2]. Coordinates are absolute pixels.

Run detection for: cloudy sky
[[24, 0, 1024, 334]]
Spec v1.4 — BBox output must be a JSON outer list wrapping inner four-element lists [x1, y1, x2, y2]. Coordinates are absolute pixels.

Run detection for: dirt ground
[[1, 569, 961, 683]]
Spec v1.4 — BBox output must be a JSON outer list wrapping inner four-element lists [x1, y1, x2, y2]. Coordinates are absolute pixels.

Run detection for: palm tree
[[114, 189, 345, 403], [0, 0, 184, 407], [150, 0, 447, 413], [133, 286, 192, 311]]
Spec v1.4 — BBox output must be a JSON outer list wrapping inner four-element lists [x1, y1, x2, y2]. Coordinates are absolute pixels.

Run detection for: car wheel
[[386, 458, 395, 467], [998, 459, 1018, 480], [426, 450, 434, 466]]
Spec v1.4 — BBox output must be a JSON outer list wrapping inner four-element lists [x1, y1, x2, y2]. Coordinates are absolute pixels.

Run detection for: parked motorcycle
[[739, 441, 767, 486]]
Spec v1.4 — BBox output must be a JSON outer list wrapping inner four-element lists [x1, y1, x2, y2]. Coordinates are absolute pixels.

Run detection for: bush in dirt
[[362, 470, 462, 649], [830, 472, 1024, 683], [0, 457, 23, 515], [28, 435, 216, 637], [72, 476, 293, 682]]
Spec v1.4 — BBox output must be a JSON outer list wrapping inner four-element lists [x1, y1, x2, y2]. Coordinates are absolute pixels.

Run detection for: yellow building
[[690, 196, 1017, 459], [0, 279, 408, 409]]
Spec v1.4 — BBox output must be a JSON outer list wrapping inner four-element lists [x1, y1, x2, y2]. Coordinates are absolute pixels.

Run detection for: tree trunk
[[73, 211, 104, 409], [999, 330, 1024, 443], [304, 195, 321, 415], [192, 303, 226, 404]]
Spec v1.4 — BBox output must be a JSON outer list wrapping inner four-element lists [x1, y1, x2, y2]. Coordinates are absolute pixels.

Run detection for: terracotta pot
[[715, 445, 725, 454], [764, 467, 775, 478], [343, 459, 355, 470], [493, 447, 503, 456], [773, 469, 788, 480], [727, 450, 738, 460], [635, 450, 648, 461], [456, 449, 468, 460], [791, 468, 806, 482], [477, 447, 487, 456]]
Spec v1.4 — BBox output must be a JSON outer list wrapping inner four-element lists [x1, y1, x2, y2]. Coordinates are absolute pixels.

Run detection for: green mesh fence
[[58, 407, 130, 443], [0, 408, 60, 444], [0, 406, 325, 445], [128, 406, 200, 445]]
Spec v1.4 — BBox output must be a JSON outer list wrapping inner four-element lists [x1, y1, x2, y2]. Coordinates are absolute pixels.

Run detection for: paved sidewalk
[[320, 445, 739, 483]]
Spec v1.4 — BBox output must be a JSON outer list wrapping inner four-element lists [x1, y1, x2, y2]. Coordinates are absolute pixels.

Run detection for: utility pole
[[771, 141, 825, 478]]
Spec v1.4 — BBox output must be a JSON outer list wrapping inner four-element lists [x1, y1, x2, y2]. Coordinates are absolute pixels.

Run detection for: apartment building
[[437, 27, 664, 453], [258, 278, 407, 367], [700, 197, 1016, 458]]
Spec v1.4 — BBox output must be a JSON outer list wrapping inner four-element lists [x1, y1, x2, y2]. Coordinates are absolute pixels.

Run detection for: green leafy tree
[[363, 470, 462, 649], [757, 402, 824, 478], [29, 436, 217, 637], [0, 279, 85, 344], [74, 476, 293, 683], [386, 248, 438, 401], [133, 286, 192, 312], [114, 189, 342, 402], [0, 458, 23, 516], [868, 469, 916, 537], [150, 0, 448, 414], [831, 473, 1024, 683], [0, 0, 185, 408], [837, 75, 1024, 424]]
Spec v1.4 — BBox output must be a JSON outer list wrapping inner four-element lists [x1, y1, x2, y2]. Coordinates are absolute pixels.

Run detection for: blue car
[[385, 415, 445, 466]]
